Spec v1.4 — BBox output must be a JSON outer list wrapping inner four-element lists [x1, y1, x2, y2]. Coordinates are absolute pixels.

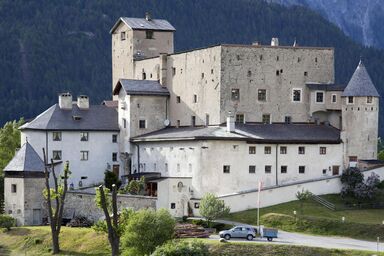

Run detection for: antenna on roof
[[293, 38, 297, 47]]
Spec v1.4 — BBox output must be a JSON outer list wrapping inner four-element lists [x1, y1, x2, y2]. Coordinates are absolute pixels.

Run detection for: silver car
[[219, 226, 256, 240]]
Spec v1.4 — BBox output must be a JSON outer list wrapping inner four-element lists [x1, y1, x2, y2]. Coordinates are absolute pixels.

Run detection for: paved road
[[190, 218, 384, 253]]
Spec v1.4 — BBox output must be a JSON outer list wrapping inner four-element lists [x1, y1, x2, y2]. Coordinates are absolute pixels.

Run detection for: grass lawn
[[227, 194, 384, 241]]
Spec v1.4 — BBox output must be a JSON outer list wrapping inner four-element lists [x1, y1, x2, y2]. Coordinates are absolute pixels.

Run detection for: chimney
[[77, 95, 89, 109], [145, 12, 152, 21], [58, 92, 72, 110], [271, 37, 279, 46], [252, 41, 260, 46], [226, 112, 235, 133], [159, 53, 167, 87]]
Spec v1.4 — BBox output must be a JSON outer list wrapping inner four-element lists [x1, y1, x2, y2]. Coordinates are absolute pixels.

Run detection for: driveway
[[189, 218, 384, 252]]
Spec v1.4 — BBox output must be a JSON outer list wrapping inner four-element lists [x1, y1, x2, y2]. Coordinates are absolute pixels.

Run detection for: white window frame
[[139, 119, 146, 129], [257, 89, 267, 102], [80, 151, 89, 161], [347, 96, 354, 105], [262, 113, 271, 124], [292, 88, 302, 103], [315, 91, 325, 104]]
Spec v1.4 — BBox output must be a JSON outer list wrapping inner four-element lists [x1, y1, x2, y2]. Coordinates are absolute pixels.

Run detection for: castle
[[3, 13, 382, 224]]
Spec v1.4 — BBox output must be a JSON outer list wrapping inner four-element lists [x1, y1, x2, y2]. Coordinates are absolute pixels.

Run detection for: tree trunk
[[52, 231, 60, 254], [111, 237, 120, 256]]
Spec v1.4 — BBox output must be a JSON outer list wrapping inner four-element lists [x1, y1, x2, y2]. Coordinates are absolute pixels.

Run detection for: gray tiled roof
[[306, 83, 346, 91], [20, 104, 119, 131], [110, 17, 175, 33], [132, 123, 341, 144], [341, 61, 379, 97], [4, 142, 44, 172], [114, 79, 170, 96]]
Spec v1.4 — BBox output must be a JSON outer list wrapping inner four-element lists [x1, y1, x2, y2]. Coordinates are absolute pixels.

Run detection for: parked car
[[219, 226, 256, 240]]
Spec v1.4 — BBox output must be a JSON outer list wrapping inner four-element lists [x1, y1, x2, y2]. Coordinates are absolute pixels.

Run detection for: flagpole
[[257, 181, 262, 235]]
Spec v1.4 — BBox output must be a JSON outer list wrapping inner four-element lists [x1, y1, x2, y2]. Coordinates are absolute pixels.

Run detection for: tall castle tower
[[110, 13, 175, 94], [341, 60, 380, 167]]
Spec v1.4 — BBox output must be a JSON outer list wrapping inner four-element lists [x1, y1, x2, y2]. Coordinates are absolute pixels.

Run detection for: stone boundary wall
[[64, 191, 157, 222], [211, 166, 384, 213]]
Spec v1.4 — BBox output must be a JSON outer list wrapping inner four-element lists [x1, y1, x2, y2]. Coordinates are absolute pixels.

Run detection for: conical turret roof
[[3, 142, 44, 172], [342, 60, 379, 97]]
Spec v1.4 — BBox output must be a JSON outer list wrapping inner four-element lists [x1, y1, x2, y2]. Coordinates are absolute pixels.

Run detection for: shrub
[[104, 170, 121, 190], [0, 214, 16, 230], [378, 180, 384, 189], [151, 240, 209, 256], [199, 193, 230, 228], [121, 208, 175, 256], [123, 176, 145, 195]]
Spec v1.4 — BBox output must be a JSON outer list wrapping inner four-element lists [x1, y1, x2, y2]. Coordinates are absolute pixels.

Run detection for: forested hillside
[[1, 0, 384, 134]]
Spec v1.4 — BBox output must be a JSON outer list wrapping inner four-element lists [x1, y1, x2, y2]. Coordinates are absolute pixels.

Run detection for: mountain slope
[[267, 0, 384, 49], [0, 0, 384, 135]]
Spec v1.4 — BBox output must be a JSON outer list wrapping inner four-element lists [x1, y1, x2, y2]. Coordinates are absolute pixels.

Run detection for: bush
[[199, 193, 230, 228], [104, 170, 121, 190], [121, 208, 176, 256], [377, 180, 384, 189], [0, 214, 16, 230], [151, 240, 209, 256]]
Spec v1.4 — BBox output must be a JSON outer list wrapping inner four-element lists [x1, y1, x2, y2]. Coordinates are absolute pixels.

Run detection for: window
[[304, 71, 308, 76], [332, 94, 337, 103], [112, 134, 118, 143], [316, 92, 324, 103], [320, 147, 327, 155], [52, 132, 61, 141], [236, 114, 244, 123], [201, 73, 204, 79], [194, 203, 200, 209], [193, 94, 197, 103], [348, 96, 354, 104], [264, 146, 271, 154], [80, 132, 89, 141], [139, 120, 146, 129], [265, 165, 272, 174], [11, 184, 17, 193], [298, 146, 305, 154], [172, 67, 176, 76], [299, 166, 305, 174], [176, 96, 181, 103], [123, 118, 126, 128], [120, 31, 126, 41], [223, 165, 230, 173], [142, 72, 146, 80], [80, 151, 89, 161], [205, 114, 209, 126], [284, 116, 291, 124], [258, 89, 266, 101], [53, 151, 62, 160], [145, 30, 154, 39], [293, 89, 302, 102], [231, 89, 240, 101], [112, 152, 118, 162], [249, 165, 256, 173], [249, 146, 256, 154], [176, 120, 180, 127], [367, 96, 373, 104], [170, 203, 176, 209], [280, 146, 287, 154], [262, 114, 271, 124], [191, 116, 196, 127], [165, 163, 168, 172], [281, 166, 287, 173]]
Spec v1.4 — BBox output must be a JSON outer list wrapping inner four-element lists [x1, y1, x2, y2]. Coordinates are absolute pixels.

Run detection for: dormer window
[[146, 30, 154, 39], [367, 96, 373, 104]]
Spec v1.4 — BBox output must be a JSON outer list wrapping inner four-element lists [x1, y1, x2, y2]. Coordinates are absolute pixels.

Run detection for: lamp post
[[342, 216, 345, 223], [293, 210, 297, 221]]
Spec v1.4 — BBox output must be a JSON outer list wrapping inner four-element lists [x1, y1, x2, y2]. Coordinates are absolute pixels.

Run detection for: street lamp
[[293, 210, 297, 220], [342, 216, 345, 223]]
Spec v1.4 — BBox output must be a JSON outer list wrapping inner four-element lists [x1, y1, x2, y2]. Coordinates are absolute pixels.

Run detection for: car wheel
[[267, 237, 273, 241], [224, 234, 231, 240], [247, 234, 253, 241]]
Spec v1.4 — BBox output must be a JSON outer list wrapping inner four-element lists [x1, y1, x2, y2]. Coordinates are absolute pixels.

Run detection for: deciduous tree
[[199, 193, 230, 228]]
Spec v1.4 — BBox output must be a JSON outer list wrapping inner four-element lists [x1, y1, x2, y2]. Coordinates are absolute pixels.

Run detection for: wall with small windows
[[21, 130, 120, 188]]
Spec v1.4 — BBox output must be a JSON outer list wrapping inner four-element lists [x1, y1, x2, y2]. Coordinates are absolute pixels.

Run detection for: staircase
[[310, 193, 336, 211]]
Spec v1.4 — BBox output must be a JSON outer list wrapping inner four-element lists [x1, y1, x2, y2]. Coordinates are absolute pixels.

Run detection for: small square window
[[298, 146, 305, 154], [53, 132, 61, 141], [304, 71, 308, 76], [249, 165, 256, 173], [194, 202, 200, 209], [53, 150, 62, 160], [299, 166, 305, 174], [249, 146, 256, 154], [139, 120, 146, 129], [284, 116, 291, 124], [293, 89, 302, 102], [112, 134, 118, 143], [262, 114, 271, 124], [11, 184, 17, 193], [121, 32, 126, 41], [332, 94, 337, 103], [231, 89, 240, 101], [146, 30, 154, 39], [367, 96, 373, 104], [223, 165, 230, 173], [170, 203, 176, 209], [80, 132, 89, 141], [112, 152, 118, 162], [80, 151, 89, 161], [320, 147, 327, 155], [348, 96, 354, 104], [281, 166, 287, 174], [316, 92, 324, 103], [176, 96, 181, 103], [258, 89, 266, 101], [236, 114, 244, 123], [265, 165, 272, 173], [280, 146, 287, 154], [322, 169, 327, 174], [264, 146, 271, 154]]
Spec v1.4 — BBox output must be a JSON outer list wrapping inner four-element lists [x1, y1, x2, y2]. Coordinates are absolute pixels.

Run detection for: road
[[193, 218, 384, 253]]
